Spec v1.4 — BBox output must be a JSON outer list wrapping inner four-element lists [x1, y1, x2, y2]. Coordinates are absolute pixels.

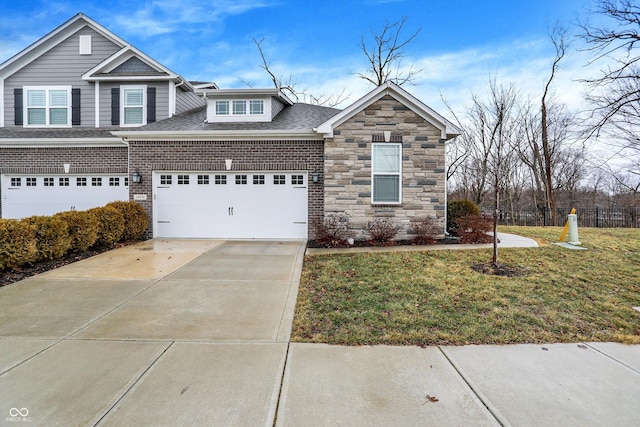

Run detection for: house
[[0, 13, 460, 241]]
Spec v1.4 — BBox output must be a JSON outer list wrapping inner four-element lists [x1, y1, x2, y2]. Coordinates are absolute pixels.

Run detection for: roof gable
[[0, 13, 128, 78], [81, 46, 179, 82], [315, 81, 461, 140]]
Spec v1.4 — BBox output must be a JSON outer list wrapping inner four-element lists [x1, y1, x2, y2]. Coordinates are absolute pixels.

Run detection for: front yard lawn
[[291, 227, 640, 345]]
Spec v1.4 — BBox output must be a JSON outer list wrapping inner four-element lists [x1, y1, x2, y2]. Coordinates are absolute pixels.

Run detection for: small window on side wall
[[372, 143, 401, 204]]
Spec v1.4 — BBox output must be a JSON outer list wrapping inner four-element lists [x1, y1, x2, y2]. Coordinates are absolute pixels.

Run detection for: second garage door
[[153, 171, 308, 239]]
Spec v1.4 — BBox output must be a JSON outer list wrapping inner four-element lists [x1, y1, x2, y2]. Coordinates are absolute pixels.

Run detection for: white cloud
[[112, 0, 271, 37]]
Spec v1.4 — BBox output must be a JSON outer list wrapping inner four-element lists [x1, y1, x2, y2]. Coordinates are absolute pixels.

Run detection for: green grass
[[291, 227, 640, 346]]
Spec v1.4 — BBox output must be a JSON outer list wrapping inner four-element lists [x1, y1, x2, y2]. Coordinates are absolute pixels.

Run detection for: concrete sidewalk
[[277, 342, 640, 426], [306, 231, 539, 255]]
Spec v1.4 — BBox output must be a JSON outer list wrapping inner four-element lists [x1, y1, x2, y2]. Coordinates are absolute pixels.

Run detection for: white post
[[568, 213, 581, 245]]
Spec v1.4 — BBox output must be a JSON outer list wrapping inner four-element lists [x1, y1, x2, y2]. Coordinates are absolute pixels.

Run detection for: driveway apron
[[0, 239, 305, 426]]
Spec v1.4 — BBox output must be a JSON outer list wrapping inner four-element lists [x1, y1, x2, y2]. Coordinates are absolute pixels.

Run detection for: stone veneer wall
[[0, 146, 128, 216], [128, 140, 324, 239], [323, 94, 446, 240]]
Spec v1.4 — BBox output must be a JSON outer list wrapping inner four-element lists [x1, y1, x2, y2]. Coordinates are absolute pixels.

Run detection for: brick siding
[[128, 139, 324, 239], [0, 146, 128, 215]]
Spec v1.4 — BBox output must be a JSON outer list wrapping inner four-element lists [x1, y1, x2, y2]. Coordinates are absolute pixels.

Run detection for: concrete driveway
[[0, 239, 305, 426]]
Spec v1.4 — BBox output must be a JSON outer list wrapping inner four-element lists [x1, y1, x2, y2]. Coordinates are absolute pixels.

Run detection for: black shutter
[[14, 88, 23, 126], [147, 87, 156, 123], [71, 88, 81, 125], [111, 88, 120, 125]]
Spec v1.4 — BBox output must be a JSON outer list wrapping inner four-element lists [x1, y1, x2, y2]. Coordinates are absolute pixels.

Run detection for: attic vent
[[372, 133, 402, 142], [79, 35, 92, 55]]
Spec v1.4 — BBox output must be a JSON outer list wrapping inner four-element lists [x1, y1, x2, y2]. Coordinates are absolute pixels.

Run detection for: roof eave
[[0, 137, 126, 148], [112, 129, 323, 141]]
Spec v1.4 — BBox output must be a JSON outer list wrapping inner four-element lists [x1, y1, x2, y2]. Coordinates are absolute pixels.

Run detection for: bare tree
[[579, 0, 640, 162], [357, 17, 422, 86], [540, 26, 568, 219], [253, 38, 349, 107]]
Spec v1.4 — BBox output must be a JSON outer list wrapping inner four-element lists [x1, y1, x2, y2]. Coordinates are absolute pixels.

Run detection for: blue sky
[[0, 0, 606, 115]]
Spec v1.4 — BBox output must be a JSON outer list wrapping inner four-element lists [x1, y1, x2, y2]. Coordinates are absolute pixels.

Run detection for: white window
[[250, 100, 264, 115], [121, 86, 146, 126], [372, 143, 402, 204], [24, 86, 71, 127], [214, 99, 265, 116], [233, 100, 246, 115], [216, 100, 229, 115]]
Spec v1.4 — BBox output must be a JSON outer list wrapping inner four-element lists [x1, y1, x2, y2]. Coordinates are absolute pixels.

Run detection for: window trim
[[214, 99, 265, 116], [120, 85, 147, 127], [23, 86, 72, 128], [371, 142, 402, 205]]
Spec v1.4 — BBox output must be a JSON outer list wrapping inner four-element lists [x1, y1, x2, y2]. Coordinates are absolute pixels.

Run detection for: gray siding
[[176, 87, 204, 114], [3, 27, 121, 128], [271, 97, 286, 119], [99, 81, 170, 127]]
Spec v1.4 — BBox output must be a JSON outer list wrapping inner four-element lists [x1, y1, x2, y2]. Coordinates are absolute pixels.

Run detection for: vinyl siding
[[3, 27, 121, 128], [176, 87, 204, 114], [99, 81, 170, 127]]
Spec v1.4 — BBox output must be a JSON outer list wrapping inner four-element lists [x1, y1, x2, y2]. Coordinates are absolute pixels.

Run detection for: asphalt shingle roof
[[128, 102, 341, 132], [0, 103, 341, 139], [0, 128, 118, 139]]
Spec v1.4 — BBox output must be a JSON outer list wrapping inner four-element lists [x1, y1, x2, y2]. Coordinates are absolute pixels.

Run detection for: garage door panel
[[154, 172, 307, 239], [1, 175, 128, 219]]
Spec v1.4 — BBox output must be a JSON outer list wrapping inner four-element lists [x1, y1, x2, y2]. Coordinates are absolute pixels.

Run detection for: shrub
[[89, 206, 125, 247], [447, 200, 480, 234], [23, 215, 72, 261], [54, 210, 99, 252], [455, 214, 493, 244], [365, 218, 398, 245], [314, 214, 355, 247], [106, 201, 148, 241], [0, 219, 38, 270], [409, 216, 441, 245]]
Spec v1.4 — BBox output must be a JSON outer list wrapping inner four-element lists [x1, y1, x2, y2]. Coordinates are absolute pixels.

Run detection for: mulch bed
[[307, 237, 461, 249], [0, 242, 136, 288]]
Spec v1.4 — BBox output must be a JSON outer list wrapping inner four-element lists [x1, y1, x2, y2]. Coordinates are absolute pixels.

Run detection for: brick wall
[[128, 139, 324, 239], [0, 146, 128, 215], [324, 94, 446, 239]]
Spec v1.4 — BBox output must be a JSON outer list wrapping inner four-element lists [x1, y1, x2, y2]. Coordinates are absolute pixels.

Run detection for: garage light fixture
[[63, 163, 70, 174], [132, 169, 142, 183], [312, 169, 319, 183], [225, 159, 233, 171]]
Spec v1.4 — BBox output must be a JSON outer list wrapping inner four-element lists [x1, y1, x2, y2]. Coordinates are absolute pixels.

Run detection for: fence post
[[543, 207, 547, 227], [595, 206, 599, 228]]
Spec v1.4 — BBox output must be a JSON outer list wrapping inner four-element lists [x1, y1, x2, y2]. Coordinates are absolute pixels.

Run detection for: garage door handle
[[228, 207, 234, 216]]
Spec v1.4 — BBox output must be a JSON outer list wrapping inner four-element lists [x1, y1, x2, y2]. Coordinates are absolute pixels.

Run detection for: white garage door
[[153, 171, 308, 239], [1, 174, 128, 219]]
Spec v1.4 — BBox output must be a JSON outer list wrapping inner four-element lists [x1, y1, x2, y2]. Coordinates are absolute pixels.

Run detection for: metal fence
[[482, 207, 640, 228]]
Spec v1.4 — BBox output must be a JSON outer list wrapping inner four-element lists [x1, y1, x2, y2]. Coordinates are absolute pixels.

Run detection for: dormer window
[[214, 99, 265, 117], [215, 100, 229, 115], [233, 100, 246, 115], [250, 100, 264, 115]]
